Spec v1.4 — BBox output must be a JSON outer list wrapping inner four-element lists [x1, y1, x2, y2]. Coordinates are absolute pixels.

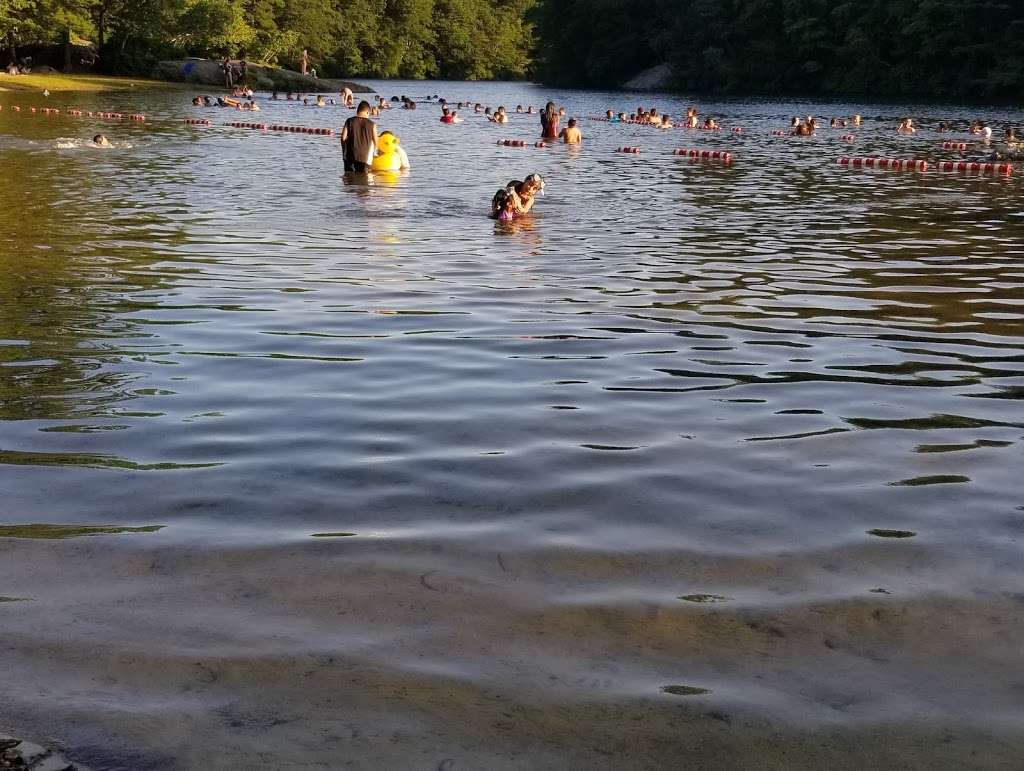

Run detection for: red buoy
[[942, 141, 968, 151]]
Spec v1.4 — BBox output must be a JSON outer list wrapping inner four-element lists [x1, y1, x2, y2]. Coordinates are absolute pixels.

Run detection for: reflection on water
[[1, 82, 1023, 768]]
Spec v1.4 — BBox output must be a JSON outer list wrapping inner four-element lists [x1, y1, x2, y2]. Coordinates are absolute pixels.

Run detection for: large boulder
[[152, 58, 372, 94], [622, 63, 675, 91]]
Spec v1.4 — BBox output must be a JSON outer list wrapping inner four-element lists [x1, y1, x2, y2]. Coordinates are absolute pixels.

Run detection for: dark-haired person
[[559, 118, 582, 144], [340, 101, 378, 173]]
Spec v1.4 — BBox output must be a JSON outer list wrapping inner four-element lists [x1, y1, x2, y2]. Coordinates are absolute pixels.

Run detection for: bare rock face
[[622, 62, 675, 90], [152, 58, 373, 94], [0, 734, 89, 770]]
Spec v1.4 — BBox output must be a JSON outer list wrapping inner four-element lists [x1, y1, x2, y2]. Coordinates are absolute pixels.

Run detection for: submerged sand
[[2, 527, 1022, 769]]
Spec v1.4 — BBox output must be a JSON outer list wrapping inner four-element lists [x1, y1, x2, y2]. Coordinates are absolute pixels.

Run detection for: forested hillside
[[529, 0, 1024, 99], [5, 0, 1024, 98], [0, 0, 534, 79]]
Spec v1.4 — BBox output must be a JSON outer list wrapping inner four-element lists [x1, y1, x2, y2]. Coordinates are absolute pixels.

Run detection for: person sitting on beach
[[92, 134, 111, 147], [559, 118, 582, 144], [897, 117, 915, 134]]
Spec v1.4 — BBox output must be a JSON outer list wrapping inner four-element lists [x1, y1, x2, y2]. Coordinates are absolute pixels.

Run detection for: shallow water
[[1, 81, 1023, 769]]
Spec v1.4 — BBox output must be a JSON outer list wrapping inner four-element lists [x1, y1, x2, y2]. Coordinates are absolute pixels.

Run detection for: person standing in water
[[559, 118, 582, 144], [340, 100, 378, 173], [300, 49, 310, 75], [540, 102, 559, 140]]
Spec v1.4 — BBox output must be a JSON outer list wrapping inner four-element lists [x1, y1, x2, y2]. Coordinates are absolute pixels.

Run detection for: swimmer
[[1006, 128, 1019, 147], [659, 114, 671, 129], [617, 112, 627, 122], [540, 101, 559, 139], [491, 188, 517, 221], [505, 173, 544, 217], [450, 110, 463, 124], [559, 118, 582, 144], [685, 108, 698, 129], [92, 134, 111, 147], [853, 114, 862, 126], [702, 117, 719, 130], [527, 105, 536, 114], [897, 117, 915, 134], [315, 95, 326, 107], [192, 95, 203, 105], [374, 130, 410, 170], [440, 107, 454, 123], [515, 105, 523, 113], [247, 100, 260, 111], [980, 123, 992, 140]]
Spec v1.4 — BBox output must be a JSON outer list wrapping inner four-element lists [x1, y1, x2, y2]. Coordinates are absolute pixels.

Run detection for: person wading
[[340, 100, 378, 173]]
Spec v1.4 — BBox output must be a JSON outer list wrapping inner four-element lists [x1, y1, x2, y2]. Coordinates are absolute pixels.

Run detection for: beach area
[[2, 78, 1023, 769]]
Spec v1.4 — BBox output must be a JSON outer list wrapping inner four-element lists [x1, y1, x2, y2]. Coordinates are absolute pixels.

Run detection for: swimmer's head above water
[[92, 134, 111, 147]]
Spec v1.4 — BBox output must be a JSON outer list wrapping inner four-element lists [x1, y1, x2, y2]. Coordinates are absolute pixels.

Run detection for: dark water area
[[1, 80, 1023, 769]]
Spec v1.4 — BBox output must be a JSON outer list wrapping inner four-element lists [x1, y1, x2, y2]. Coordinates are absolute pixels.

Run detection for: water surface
[[1, 81, 1023, 769]]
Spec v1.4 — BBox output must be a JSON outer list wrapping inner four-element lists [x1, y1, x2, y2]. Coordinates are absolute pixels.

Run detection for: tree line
[[5, 0, 1024, 99], [529, 0, 1024, 99], [1, 0, 534, 79]]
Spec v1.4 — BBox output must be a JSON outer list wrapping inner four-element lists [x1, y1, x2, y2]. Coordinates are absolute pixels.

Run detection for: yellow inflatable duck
[[372, 131, 403, 172]]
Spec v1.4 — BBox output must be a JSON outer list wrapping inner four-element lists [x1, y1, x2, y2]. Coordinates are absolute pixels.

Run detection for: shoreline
[[0, 73, 189, 93]]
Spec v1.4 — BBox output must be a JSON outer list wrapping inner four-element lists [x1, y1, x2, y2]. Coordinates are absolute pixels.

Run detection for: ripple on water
[[0, 84, 1022, 766]]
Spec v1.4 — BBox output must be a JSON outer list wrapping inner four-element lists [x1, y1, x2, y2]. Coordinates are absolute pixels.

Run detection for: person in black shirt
[[340, 100, 379, 173]]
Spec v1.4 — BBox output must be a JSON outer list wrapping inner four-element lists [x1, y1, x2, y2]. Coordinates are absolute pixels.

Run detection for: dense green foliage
[[0, 0, 535, 79], [530, 0, 1024, 98], [6, 0, 1023, 97]]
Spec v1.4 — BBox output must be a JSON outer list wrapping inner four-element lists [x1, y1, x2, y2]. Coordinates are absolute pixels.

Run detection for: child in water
[[92, 134, 111, 147], [492, 189, 516, 221]]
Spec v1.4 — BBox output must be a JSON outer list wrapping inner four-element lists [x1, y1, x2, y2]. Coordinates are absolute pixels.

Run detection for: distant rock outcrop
[[152, 58, 373, 94], [622, 63, 675, 91]]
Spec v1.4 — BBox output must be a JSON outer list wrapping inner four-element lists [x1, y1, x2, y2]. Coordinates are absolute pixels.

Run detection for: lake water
[[1, 80, 1023, 770]]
